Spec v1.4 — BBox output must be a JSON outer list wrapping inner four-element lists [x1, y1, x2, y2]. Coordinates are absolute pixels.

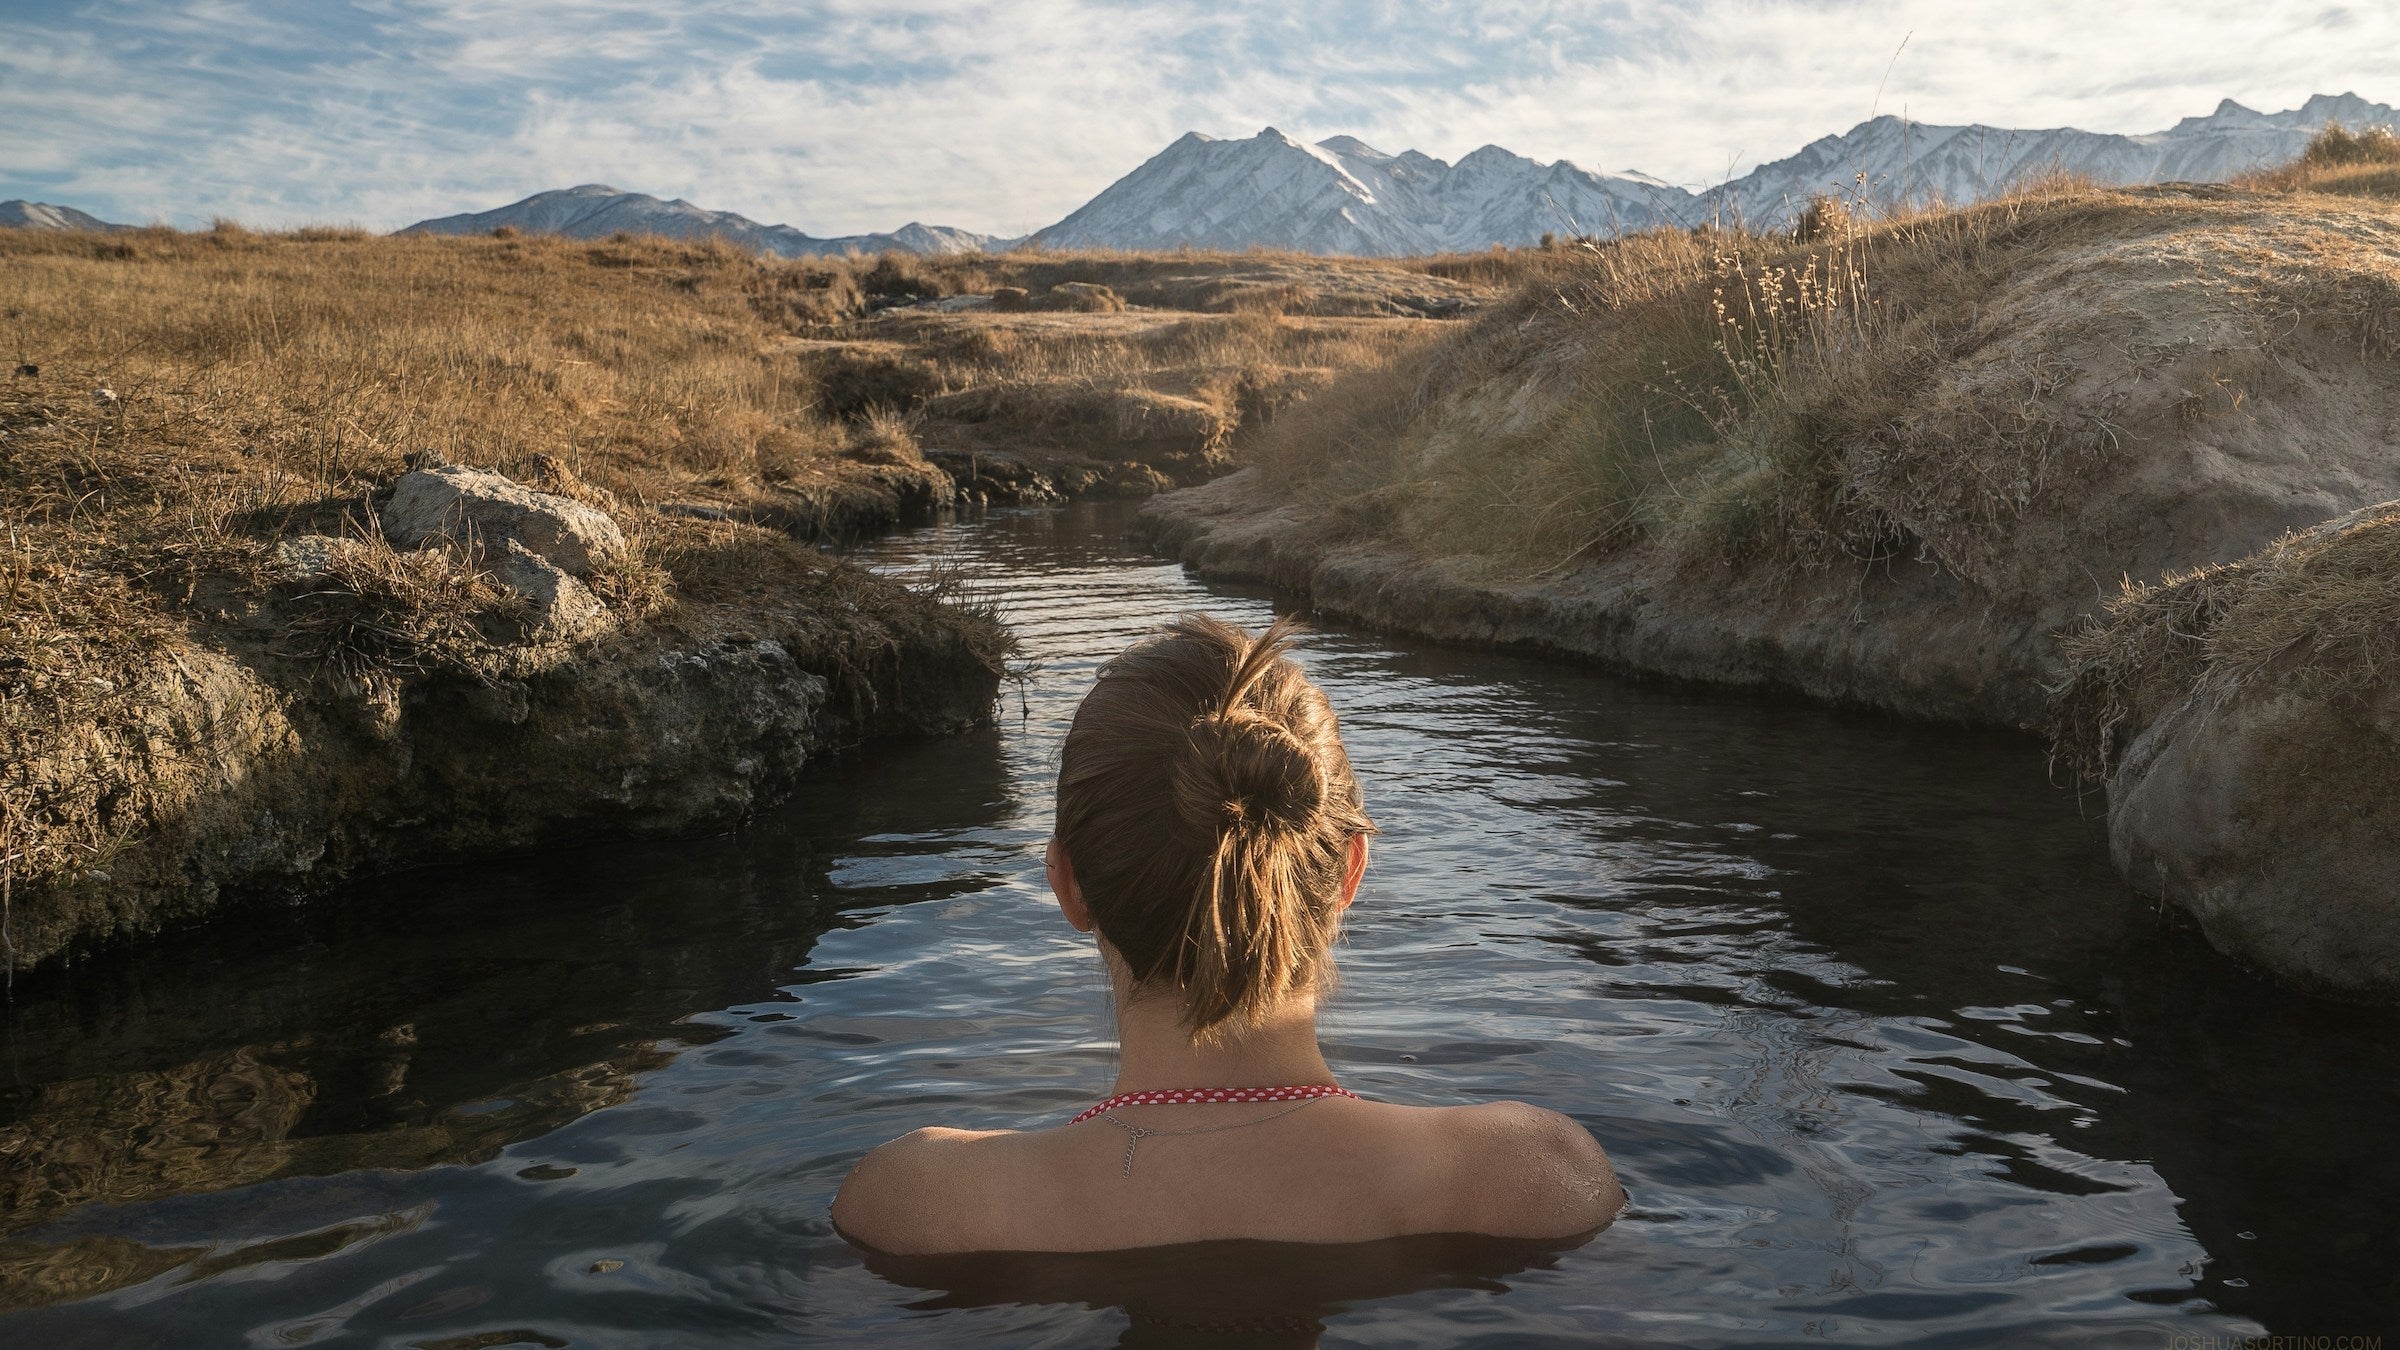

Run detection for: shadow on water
[[866, 1232, 1579, 1349], [0, 729, 1016, 1311]]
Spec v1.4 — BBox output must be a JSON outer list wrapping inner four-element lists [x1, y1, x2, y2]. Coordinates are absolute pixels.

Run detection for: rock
[[491, 540, 613, 645], [988, 286, 1031, 312], [2075, 501, 2400, 1002], [384, 465, 625, 576], [272, 534, 370, 584], [4, 503, 1011, 971], [2109, 677, 2400, 1001]]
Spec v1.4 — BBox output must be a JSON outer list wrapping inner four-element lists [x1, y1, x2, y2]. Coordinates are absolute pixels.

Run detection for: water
[[2, 502, 2393, 1347]]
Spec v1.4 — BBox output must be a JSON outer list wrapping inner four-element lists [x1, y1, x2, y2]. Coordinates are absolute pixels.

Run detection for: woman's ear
[[1047, 837, 1096, 933], [1338, 833, 1369, 910]]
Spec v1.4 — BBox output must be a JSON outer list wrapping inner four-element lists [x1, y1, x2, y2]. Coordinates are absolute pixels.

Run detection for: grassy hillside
[[0, 228, 1543, 965], [0, 228, 1535, 707], [1244, 158, 2400, 583]]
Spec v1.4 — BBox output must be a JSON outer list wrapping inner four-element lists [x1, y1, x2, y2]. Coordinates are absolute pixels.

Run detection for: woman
[[833, 615, 1624, 1254]]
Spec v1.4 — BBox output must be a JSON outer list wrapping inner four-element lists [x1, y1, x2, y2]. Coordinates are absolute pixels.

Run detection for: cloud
[[0, 0, 2391, 233]]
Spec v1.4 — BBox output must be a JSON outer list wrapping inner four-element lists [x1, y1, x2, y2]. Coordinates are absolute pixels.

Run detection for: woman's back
[[832, 614, 1625, 1256], [833, 1097, 1622, 1254]]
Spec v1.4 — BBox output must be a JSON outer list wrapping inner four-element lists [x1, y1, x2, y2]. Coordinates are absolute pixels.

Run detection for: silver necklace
[[1098, 1098, 1326, 1177]]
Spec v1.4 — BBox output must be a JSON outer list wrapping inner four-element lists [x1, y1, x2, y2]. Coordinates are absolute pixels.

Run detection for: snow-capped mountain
[[0, 200, 132, 231], [1033, 128, 1695, 255], [1034, 93, 2394, 251], [1703, 91, 2400, 226], [398, 185, 1003, 257]]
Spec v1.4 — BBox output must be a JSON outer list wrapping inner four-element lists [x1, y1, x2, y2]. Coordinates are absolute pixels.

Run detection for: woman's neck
[[1108, 986, 1337, 1094]]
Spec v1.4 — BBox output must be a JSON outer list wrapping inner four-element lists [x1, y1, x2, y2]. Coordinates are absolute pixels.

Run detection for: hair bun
[[1177, 708, 1325, 835]]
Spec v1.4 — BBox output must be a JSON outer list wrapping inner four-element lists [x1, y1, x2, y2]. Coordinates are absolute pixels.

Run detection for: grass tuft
[[2240, 122, 2400, 200]]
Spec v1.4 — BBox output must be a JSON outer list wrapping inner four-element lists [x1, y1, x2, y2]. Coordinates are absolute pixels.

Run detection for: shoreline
[[1135, 470, 2063, 730]]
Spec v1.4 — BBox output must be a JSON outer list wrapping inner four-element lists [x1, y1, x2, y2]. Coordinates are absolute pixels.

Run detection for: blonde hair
[[1055, 614, 1375, 1040]]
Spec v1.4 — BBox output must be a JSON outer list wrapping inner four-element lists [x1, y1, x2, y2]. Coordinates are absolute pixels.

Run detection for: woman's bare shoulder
[[830, 1126, 1017, 1255], [1426, 1100, 1626, 1240]]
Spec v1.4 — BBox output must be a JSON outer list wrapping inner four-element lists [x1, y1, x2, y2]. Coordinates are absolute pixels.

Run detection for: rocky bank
[[3, 462, 1004, 973]]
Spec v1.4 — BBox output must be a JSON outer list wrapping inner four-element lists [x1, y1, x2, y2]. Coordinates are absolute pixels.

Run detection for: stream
[[1, 501, 2391, 1346]]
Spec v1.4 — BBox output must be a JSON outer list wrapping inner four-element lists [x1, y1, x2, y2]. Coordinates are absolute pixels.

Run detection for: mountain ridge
[[8, 92, 2394, 256], [1030, 125, 1694, 255], [394, 183, 1005, 257], [1042, 91, 2396, 254], [0, 200, 133, 232], [1700, 90, 2399, 226]]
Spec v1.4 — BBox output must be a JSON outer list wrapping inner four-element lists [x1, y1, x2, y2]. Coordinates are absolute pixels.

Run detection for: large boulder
[[384, 464, 625, 576], [2057, 501, 2400, 1001], [2107, 672, 2400, 1001]]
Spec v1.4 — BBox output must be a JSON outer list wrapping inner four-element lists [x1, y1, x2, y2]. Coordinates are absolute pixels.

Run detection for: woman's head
[[1051, 614, 1374, 1040]]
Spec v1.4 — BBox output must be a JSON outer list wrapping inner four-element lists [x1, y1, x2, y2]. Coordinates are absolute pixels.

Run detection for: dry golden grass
[[0, 227, 1510, 669], [2239, 121, 2400, 199], [1, 226, 857, 886], [0, 226, 853, 513], [1254, 176, 2119, 572], [800, 307, 1436, 471], [786, 243, 1557, 319], [0, 227, 1514, 534], [1249, 163, 2400, 583], [2300, 121, 2400, 168], [0, 226, 1523, 939]]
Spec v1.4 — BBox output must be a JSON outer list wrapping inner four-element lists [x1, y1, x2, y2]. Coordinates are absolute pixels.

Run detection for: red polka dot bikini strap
[[1067, 1083, 1358, 1126]]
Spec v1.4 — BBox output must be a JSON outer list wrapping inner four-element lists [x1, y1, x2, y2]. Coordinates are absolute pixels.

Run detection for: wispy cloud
[[0, 0, 2390, 233]]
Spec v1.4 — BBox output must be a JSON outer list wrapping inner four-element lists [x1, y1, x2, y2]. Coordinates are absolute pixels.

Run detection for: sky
[[0, 0, 2392, 236]]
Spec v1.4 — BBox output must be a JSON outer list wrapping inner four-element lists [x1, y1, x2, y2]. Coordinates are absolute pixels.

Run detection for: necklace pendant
[[1102, 1112, 1154, 1178]]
